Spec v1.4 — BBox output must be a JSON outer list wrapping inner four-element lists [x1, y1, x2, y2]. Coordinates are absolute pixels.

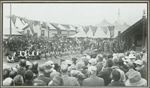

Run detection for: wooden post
[[9, 3, 12, 38]]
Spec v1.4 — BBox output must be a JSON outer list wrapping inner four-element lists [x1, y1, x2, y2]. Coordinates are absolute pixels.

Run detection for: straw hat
[[125, 71, 147, 86]]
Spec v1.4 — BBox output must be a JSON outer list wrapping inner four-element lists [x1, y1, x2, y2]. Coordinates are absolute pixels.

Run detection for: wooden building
[[117, 15, 147, 51]]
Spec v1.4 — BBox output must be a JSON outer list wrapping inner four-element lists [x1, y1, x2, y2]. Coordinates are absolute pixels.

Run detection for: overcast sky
[[3, 3, 147, 26]]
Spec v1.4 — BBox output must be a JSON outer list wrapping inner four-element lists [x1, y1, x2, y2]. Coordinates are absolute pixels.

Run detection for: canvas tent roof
[[97, 19, 113, 27], [69, 26, 87, 38], [86, 26, 94, 38], [93, 26, 110, 38]]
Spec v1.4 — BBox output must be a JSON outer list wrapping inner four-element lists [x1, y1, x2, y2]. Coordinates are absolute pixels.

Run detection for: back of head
[[106, 59, 113, 67], [38, 65, 45, 73], [111, 69, 120, 81], [88, 66, 97, 75], [19, 59, 26, 67], [13, 75, 24, 86], [3, 69, 10, 80], [113, 58, 119, 66], [60, 62, 68, 74], [96, 54, 103, 62], [24, 70, 33, 80], [9, 70, 17, 79]]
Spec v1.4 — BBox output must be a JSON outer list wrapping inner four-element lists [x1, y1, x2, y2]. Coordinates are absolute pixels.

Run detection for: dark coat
[[33, 75, 51, 85], [108, 81, 125, 86], [82, 75, 104, 86], [99, 67, 112, 86]]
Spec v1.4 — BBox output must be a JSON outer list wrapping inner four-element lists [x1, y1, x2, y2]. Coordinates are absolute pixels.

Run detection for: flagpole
[[10, 3, 12, 38]]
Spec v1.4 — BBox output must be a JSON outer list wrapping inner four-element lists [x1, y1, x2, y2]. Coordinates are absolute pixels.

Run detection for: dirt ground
[[3, 53, 83, 68]]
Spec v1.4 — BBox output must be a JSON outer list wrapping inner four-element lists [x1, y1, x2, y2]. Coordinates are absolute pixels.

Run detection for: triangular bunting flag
[[34, 20, 40, 26], [108, 26, 115, 38], [62, 24, 70, 29], [83, 26, 89, 34], [27, 20, 35, 34], [11, 15, 17, 27], [91, 26, 97, 36], [101, 26, 108, 34]]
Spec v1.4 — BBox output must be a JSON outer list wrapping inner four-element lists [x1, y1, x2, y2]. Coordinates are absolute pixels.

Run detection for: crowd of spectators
[[3, 49, 147, 86]]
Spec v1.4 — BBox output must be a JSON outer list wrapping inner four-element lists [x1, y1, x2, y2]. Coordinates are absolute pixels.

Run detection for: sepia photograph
[[2, 2, 148, 87]]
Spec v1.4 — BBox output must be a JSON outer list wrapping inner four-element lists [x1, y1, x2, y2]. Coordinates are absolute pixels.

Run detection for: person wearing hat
[[108, 69, 125, 86], [3, 69, 10, 81], [16, 59, 27, 77], [112, 58, 126, 83], [24, 70, 34, 86], [3, 77, 13, 86], [61, 62, 80, 86], [9, 70, 17, 79], [44, 61, 53, 77], [30, 62, 38, 79], [99, 59, 113, 86], [95, 54, 104, 77], [134, 60, 143, 71], [82, 66, 104, 86], [13, 75, 24, 86], [138, 58, 147, 80], [125, 61, 136, 79], [33, 65, 51, 85], [48, 75, 63, 86], [125, 71, 147, 86]]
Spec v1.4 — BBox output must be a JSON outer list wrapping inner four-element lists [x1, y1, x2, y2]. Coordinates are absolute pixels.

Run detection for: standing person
[[108, 69, 125, 86], [82, 66, 104, 86], [33, 65, 51, 85], [61, 62, 80, 86], [24, 70, 34, 86], [99, 59, 113, 86]]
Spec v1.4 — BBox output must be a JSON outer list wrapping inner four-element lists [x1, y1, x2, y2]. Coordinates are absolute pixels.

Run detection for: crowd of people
[[3, 48, 147, 86], [3, 34, 125, 63]]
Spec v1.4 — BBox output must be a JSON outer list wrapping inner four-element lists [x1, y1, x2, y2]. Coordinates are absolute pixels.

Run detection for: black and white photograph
[[2, 2, 148, 87]]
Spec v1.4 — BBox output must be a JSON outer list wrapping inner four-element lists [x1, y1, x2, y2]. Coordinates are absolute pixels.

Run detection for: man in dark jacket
[[99, 59, 113, 86], [33, 65, 51, 85], [82, 66, 104, 86]]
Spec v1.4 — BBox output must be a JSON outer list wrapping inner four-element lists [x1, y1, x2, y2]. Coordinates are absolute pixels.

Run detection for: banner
[[91, 26, 97, 36], [108, 26, 115, 38]]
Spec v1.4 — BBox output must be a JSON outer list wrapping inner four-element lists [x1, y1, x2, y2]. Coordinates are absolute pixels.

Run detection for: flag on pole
[[108, 26, 115, 38]]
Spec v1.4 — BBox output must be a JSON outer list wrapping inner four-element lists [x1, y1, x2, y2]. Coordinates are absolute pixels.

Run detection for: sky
[[3, 3, 147, 26]]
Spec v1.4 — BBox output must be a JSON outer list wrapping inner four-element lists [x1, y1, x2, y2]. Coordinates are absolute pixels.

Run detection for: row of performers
[[6, 51, 41, 63]]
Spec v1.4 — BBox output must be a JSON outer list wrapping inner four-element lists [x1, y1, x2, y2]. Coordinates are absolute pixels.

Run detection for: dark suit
[[33, 75, 51, 85], [138, 65, 147, 80], [82, 75, 104, 86]]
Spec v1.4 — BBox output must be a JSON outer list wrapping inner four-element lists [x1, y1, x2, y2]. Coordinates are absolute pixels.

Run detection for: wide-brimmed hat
[[89, 59, 96, 66], [134, 60, 143, 66], [3, 77, 13, 86], [128, 54, 136, 59], [125, 71, 147, 86]]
